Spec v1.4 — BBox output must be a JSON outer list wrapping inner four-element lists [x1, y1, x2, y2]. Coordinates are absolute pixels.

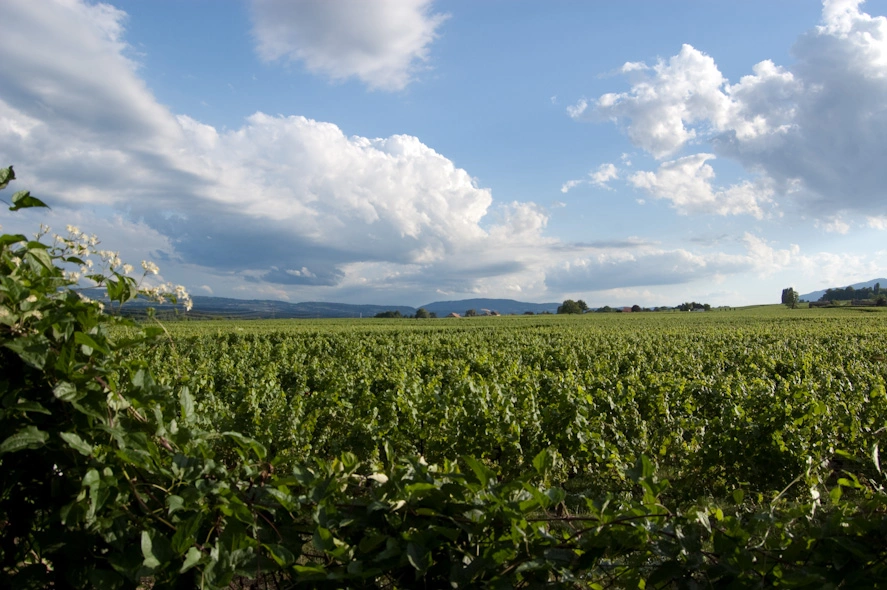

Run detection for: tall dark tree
[[557, 300, 585, 314], [781, 287, 799, 309], [374, 310, 403, 318]]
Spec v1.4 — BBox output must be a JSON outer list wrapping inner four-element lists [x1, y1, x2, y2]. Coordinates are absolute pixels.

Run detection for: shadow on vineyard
[[3, 166, 887, 588]]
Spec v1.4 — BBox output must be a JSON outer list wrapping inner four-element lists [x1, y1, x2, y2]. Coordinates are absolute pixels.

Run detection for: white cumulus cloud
[[741, 232, 881, 285], [867, 216, 887, 230], [628, 154, 772, 218], [578, 44, 733, 159], [250, 0, 448, 91], [0, 0, 558, 301], [590, 163, 619, 188], [582, 0, 887, 220]]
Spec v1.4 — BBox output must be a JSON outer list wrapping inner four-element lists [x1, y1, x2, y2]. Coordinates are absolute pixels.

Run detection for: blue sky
[[3, 0, 887, 307]]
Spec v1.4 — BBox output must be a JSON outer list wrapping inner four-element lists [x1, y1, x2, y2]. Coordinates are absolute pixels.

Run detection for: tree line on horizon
[[816, 283, 887, 304], [784, 283, 887, 307], [374, 299, 718, 317], [558, 299, 712, 314]]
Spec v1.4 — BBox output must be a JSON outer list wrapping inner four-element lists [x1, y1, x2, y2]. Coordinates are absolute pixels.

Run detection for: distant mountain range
[[92, 280, 887, 316], [183, 297, 417, 319], [799, 278, 887, 302], [420, 298, 560, 316], [85, 289, 560, 319]]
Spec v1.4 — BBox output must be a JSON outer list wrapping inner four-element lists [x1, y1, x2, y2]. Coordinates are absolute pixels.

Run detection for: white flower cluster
[[54, 225, 99, 260], [137, 259, 192, 309], [96, 250, 123, 270], [47, 225, 104, 280], [39, 226, 193, 313], [141, 260, 159, 275], [142, 281, 193, 312], [76, 291, 104, 312], [1, 294, 44, 328]]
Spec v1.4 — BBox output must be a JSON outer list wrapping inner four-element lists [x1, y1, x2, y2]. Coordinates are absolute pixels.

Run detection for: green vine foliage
[[2, 166, 887, 588]]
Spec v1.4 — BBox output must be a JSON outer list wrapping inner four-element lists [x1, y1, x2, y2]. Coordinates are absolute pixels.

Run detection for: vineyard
[[143, 310, 887, 500], [120, 309, 887, 587], [4, 165, 887, 587]]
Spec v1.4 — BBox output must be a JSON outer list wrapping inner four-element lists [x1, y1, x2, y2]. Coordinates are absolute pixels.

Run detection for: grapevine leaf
[[532, 448, 555, 475], [263, 543, 296, 567], [0, 426, 48, 455], [141, 533, 159, 568], [407, 542, 432, 572], [0, 233, 26, 247], [358, 533, 388, 553], [171, 514, 204, 555], [9, 190, 49, 211], [0, 165, 13, 189], [180, 547, 202, 573], [24, 247, 54, 272], [53, 381, 82, 402], [75, 331, 110, 356], [166, 494, 184, 515], [179, 387, 194, 424], [463, 456, 495, 487], [628, 455, 654, 483], [11, 401, 51, 415], [222, 431, 267, 460], [60, 431, 93, 456], [313, 527, 335, 552], [830, 486, 843, 503], [141, 530, 170, 570]]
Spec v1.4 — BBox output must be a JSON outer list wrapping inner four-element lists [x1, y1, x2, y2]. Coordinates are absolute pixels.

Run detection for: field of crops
[[138, 306, 887, 500], [10, 238, 887, 587]]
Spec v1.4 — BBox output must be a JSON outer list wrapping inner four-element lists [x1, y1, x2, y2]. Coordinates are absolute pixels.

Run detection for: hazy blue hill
[[420, 298, 560, 316], [80, 289, 560, 318], [186, 297, 418, 319], [799, 278, 887, 302], [80, 290, 416, 319], [187, 298, 418, 319]]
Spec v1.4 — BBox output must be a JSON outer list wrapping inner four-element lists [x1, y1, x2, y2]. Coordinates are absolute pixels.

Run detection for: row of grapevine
[[134, 313, 887, 502]]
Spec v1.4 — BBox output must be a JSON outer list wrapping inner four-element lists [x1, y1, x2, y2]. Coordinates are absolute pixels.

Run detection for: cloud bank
[[0, 0, 558, 302], [575, 0, 887, 219]]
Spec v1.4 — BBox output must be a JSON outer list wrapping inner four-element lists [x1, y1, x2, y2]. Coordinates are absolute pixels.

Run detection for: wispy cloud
[[561, 163, 619, 193]]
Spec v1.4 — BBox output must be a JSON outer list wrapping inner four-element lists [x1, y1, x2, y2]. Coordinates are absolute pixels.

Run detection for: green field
[[138, 305, 887, 500], [10, 271, 887, 587]]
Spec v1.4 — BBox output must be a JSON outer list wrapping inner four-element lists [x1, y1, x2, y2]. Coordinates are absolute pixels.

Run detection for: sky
[[3, 0, 887, 307]]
